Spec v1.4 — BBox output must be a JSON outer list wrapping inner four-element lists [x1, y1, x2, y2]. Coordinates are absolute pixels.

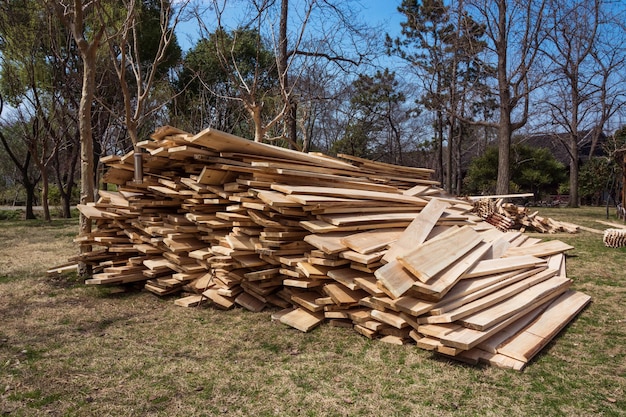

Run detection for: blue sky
[[175, 0, 406, 53], [361, 0, 404, 31]]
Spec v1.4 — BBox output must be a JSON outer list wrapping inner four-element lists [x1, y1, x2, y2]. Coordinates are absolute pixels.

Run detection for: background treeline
[[1, 0, 626, 221]]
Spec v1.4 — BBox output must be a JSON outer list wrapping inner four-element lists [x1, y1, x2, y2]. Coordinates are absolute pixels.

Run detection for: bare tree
[[468, 0, 547, 194], [97, 0, 187, 148], [0, 96, 41, 219], [191, 0, 372, 147], [542, 0, 626, 206], [542, 0, 599, 207], [50, 0, 105, 276]]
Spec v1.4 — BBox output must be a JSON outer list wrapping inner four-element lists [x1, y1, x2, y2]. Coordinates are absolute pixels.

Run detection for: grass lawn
[[0, 207, 624, 416]]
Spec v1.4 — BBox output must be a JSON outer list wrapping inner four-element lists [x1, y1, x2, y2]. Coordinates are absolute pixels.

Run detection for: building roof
[[515, 129, 607, 167]]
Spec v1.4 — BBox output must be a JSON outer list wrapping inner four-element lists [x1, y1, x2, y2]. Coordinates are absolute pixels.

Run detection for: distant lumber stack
[[61, 126, 590, 371], [471, 197, 579, 234]]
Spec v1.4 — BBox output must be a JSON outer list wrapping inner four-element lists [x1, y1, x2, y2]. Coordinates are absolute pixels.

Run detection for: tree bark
[[436, 109, 444, 185], [40, 168, 51, 221], [52, 0, 105, 276], [496, 111, 512, 194], [446, 120, 453, 193], [495, 0, 511, 195], [569, 136, 580, 207], [24, 178, 37, 220]]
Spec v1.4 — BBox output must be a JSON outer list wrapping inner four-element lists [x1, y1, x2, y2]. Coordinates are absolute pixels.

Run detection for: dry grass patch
[[0, 209, 625, 416]]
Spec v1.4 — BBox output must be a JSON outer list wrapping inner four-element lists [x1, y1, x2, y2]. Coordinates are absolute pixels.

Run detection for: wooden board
[[462, 255, 547, 279], [411, 242, 492, 301], [271, 184, 428, 205], [397, 226, 484, 283], [459, 275, 571, 331], [495, 290, 591, 362], [370, 309, 408, 329], [279, 308, 325, 332], [430, 267, 546, 315], [324, 283, 368, 305], [174, 294, 207, 307], [383, 198, 450, 263], [190, 127, 356, 170], [340, 228, 403, 254], [374, 261, 416, 299], [503, 240, 574, 258], [303, 232, 351, 254], [420, 268, 558, 325]]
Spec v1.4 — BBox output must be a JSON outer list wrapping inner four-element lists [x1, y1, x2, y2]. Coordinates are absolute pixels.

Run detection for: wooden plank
[[595, 220, 626, 229], [370, 309, 408, 329], [279, 308, 324, 332], [321, 212, 421, 226], [503, 240, 574, 258], [291, 291, 325, 312], [547, 253, 566, 277], [397, 226, 484, 283], [435, 300, 550, 351], [467, 193, 534, 201], [282, 278, 324, 288], [374, 261, 416, 299], [419, 268, 558, 324], [411, 241, 492, 301], [337, 153, 435, 178], [430, 267, 546, 315], [326, 268, 366, 290], [296, 262, 334, 279], [476, 303, 551, 354], [256, 190, 301, 207], [462, 255, 547, 279], [460, 275, 571, 331], [383, 198, 450, 263], [271, 184, 428, 205], [235, 291, 266, 312], [394, 295, 436, 317], [323, 283, 368, 305], [174, 294, 207, 307], [202, 288, 235, 309], [416, 322, 462, 339], [300, 219, 414, 234], [303, 232, 351, 254], [353, 275, 385, 296], [190, 127, 356, 170], [77, 203, 108, 219], [340, 250, 385, 265], [354, 324, 377, 339], [496, 290, 591, 362], [379, 335, 407, 345], [340, 228, 403, 254]]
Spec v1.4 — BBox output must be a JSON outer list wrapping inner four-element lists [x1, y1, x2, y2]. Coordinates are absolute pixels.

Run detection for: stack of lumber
[[472, 198, 579, 233], [603, 228, 626, 247], [63, 126, 590, 370]]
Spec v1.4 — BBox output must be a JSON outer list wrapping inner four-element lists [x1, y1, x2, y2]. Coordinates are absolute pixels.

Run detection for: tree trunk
[[496, 113, 511, 195], [24, 181, 36, 220], [288, 104, 298, 150], [436, 110, 444, 184], [569, 138, 580, 207], [278, 0, 298, 150], [41, 169, 51, 221], [446, 120, 453, 193], [455, 124, 463, 195], [77, 49, 97, 277], [496, 0, 511, 196], [251, 105, 265, 143]]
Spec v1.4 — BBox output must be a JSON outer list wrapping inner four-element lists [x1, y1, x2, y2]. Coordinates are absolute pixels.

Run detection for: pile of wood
[[472, 198, 579, 233], [60, 126, 591, 371], [603, 228, 626, 247]]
